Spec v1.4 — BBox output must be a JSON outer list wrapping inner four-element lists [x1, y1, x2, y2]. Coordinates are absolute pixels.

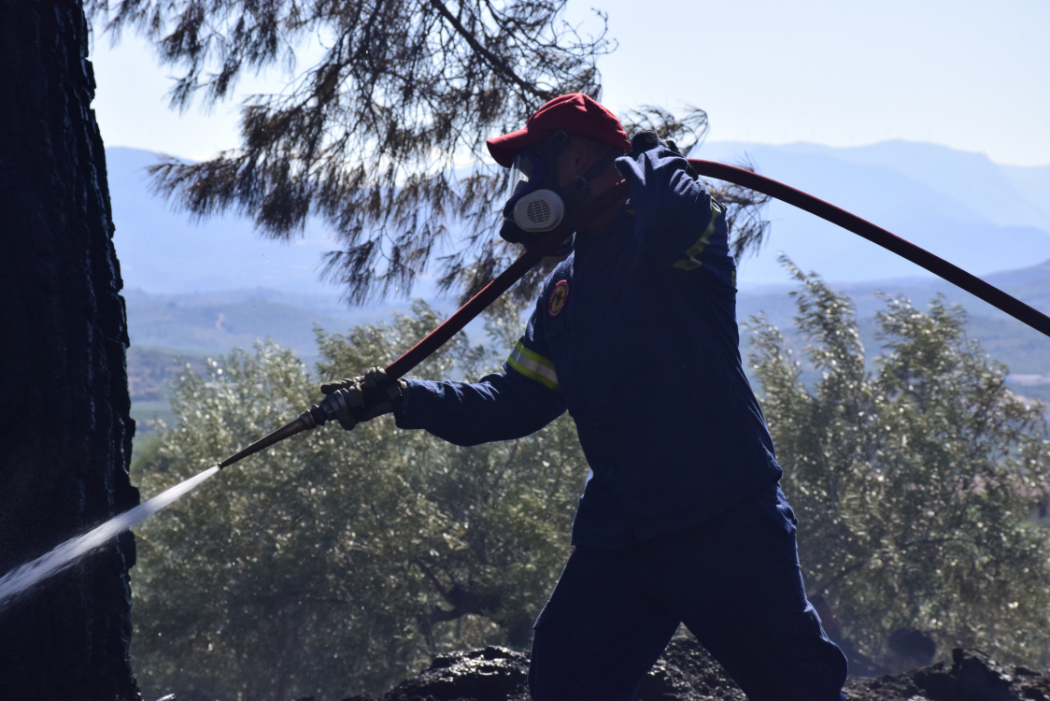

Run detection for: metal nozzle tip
[[216, 412, 320, 471]]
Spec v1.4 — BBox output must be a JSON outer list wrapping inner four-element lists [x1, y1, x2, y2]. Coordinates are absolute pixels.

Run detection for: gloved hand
[[622, 130, 699, 178], [615, 130, 705, 232], [317, 367, 406, 430]]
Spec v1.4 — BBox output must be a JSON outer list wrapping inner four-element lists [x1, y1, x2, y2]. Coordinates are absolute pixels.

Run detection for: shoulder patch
[[548, 279, 570, 317]]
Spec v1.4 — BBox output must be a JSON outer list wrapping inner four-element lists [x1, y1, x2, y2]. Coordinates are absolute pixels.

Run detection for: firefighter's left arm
[[392, 369, 566, 447], [615, 132, 731, 275], [392, 285, 567, 447]]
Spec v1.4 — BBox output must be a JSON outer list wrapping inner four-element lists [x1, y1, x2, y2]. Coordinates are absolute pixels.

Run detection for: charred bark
[[0, 0, 140, 698]]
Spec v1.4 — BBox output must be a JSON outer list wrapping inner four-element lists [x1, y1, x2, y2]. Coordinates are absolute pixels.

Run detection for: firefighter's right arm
[[615, 132, 732, 279]]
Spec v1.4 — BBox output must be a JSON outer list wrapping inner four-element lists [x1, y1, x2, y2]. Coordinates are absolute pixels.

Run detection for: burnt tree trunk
[[0, 0, 141, 699]]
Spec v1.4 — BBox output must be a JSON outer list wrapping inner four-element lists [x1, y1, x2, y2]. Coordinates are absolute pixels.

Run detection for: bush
[[749, 260, 1050, 666]]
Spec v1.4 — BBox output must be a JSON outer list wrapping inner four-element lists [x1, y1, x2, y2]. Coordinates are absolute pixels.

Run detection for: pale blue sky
[[586, 0, 1050, 166], [89, 0, 1050, 166]]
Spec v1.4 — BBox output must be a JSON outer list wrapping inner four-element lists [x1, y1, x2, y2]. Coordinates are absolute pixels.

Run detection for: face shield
[[505, 151, 543, 202]]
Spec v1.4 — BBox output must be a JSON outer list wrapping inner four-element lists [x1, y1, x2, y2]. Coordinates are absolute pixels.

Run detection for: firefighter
[[322, 93, 848, 701]]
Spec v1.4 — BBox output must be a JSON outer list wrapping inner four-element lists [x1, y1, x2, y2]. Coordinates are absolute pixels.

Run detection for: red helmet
[[486, 93, 631, 168]]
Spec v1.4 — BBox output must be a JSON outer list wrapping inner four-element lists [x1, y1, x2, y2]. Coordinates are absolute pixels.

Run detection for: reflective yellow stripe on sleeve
[[507, 341, 559, 391], [672, 202, 723, 271]]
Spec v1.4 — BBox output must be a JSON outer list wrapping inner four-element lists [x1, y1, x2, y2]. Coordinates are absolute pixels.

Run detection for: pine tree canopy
[[87, 0, 769, 304]]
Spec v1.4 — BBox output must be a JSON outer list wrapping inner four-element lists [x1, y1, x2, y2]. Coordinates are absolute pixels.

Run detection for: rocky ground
[[328, 639, 1050, 701]]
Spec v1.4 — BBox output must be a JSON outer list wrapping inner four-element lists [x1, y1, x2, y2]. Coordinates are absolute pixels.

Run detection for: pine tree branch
[[429, 0, 551, 102]]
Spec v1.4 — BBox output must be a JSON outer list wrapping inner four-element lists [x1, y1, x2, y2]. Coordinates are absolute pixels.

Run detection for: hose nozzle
[[217, 389, 360, 470]]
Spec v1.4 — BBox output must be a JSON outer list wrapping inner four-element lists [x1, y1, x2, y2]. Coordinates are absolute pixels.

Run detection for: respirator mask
[[499, 131, 621, 255]]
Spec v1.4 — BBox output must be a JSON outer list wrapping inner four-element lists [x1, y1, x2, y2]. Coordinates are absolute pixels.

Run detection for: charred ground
[[310, 639, 1050, 701]]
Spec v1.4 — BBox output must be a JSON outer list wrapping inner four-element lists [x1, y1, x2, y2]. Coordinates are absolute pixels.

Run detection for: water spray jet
[[0, 466, 221, 612]]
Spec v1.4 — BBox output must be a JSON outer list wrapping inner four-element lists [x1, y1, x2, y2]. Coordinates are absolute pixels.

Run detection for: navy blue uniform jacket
[[396, 141, 783, 548]]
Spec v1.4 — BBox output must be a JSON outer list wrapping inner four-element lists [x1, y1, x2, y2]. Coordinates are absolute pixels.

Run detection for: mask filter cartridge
[[513, 189, 565, 232]]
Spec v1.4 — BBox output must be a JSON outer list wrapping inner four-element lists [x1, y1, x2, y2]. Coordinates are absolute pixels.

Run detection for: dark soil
[[326, 640, 1050, 701]]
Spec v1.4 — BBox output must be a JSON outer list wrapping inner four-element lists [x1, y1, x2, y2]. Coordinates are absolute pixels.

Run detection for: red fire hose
[[688, 159, 1050, 339], [385, 159, 1050, 382]]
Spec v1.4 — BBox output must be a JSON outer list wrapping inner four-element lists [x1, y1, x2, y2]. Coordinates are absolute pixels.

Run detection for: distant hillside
[[107, 147, 449, 299], [124, 290, 471, 434], [127, 345, 208, 432], [697, 140, 1050, 284], [127, 289, 390, 358], [737, 258, 1050, 402], [1001, 163, 1050, 214], [124, 288, 473, 357]]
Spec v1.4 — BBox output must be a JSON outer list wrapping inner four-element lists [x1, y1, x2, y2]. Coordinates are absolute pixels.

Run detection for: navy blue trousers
[[528, 485, 848, 701]]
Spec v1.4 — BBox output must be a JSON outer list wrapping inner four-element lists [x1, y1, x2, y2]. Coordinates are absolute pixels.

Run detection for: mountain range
[[108, 140, 1050, 293]]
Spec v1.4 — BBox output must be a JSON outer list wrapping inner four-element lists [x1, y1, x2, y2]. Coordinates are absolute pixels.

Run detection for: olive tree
[[749, 259, 1050, 666], [131, 300, 587, 700]]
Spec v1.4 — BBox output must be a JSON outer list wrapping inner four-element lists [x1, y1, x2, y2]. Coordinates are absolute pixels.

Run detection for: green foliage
[[749, 258, 1050, 666], [131, 300, 587, 700]]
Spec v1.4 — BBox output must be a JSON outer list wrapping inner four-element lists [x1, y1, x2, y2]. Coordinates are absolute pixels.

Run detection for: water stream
[[0, 465, 220, 612]]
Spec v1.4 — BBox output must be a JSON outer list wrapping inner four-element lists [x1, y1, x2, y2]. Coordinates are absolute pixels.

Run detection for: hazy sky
[[89, 0, 1050, 166]]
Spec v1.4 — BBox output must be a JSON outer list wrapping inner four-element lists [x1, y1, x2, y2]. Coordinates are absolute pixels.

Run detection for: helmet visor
[[505, 151, 544, 202]]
